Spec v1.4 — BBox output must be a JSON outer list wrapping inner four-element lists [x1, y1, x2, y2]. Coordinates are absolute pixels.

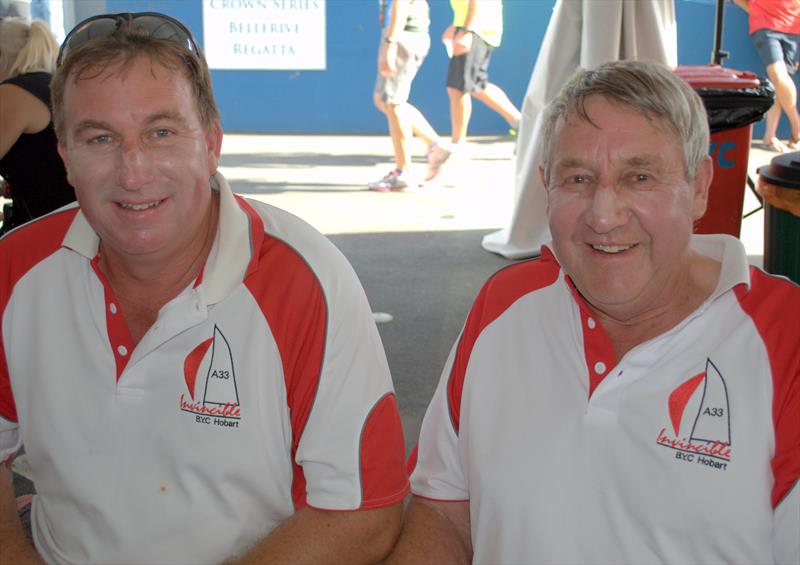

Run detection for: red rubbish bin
[[674, 65, 773, 237]]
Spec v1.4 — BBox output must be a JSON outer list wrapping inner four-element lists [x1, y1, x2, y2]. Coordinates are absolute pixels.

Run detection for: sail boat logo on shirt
[[180, 325, 241, 428], [655, 358, 731, 470]]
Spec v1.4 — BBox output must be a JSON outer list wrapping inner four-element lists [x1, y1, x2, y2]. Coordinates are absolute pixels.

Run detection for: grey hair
[[539, 60, 709, 182]]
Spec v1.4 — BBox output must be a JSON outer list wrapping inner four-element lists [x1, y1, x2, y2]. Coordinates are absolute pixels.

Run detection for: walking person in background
[[734, 0, 800, 152], [0, 17, 74, 234], [443, 0, 520, 155], [370, 0, 451, 192]]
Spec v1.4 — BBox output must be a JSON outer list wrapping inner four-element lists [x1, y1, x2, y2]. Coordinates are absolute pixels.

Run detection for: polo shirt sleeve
[[774, 480, 800, 565], [409, 339, 469, 501], [283, 242, 409, 511], [0, 352, 20, 463], [0, 419, 20, 464]]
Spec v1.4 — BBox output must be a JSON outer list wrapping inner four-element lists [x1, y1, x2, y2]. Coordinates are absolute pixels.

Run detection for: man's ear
[[539, 165, 551, 212], [205, 120, 223, 175], [57, 143, 74, 186], [691, 155, 713, 221]]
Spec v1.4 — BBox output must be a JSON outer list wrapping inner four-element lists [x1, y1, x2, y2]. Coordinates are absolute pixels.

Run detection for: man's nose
[[585, 183, 629, 233], [118, 141, 154, 191]]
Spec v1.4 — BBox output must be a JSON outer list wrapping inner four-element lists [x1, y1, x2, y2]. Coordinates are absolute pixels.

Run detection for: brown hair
[[51, 23, 220, 142]]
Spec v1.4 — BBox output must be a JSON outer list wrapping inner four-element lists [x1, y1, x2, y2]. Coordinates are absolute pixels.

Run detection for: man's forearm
[[0, 462, 41, 564], [227, 503, 403, 564], [386, 496, 472, 564]]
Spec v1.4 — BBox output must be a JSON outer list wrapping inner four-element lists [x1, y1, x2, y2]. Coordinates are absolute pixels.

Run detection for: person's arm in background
[[386, 496, 472, 564], [227, 504, 402, 564], [731, 0, 749, 13], [0, 84, 50, 159], [757, 178, 800, 216], [380, 0, 410, 77], [0, 458, 42, 564]]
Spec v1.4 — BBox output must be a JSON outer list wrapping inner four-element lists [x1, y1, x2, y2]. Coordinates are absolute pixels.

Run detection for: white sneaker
[[368, 170, 409, 192], [425, 144, 452, 181]]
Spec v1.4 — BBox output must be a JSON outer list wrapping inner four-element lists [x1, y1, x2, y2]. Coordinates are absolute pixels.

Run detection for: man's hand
[[452, 28, 473, 56], [757, 178, 800, 217], [0, 460, 43, 564], [379, 41, 399, 77]]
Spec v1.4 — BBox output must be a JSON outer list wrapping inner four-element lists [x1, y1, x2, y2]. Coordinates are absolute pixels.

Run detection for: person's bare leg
[[762, 103, 786, 151], [766, 61, 800, 142], [472, 83, 521, 127], [386, 103, 412, 170], [406, 103, 439, 147], [448, 87, 471, 143], [373, 91, 387, 115]]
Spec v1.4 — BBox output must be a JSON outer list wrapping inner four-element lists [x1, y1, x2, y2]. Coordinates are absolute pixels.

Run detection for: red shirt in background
[[749, 0, 800, 35]]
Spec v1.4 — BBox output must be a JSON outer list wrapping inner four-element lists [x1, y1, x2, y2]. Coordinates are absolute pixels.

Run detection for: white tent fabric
[[481, 0, 678, 259]]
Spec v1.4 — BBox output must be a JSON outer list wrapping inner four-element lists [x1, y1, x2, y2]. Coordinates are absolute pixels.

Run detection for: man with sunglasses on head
[[0, 12, 408, 564]]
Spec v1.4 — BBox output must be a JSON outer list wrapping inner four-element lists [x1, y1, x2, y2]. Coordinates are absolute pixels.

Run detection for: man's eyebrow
[[144, 110, 189, 127], [73, 120, 113, 137], [553, 157, 591, 170], [72, 111, 189, 138], [624, 155, 659, 167]]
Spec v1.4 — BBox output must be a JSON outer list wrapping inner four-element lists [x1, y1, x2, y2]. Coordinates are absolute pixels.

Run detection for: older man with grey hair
[[388, 60, 800, 564]]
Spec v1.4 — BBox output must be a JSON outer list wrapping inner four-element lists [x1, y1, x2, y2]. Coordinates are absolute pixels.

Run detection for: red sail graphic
[[668, 372, 705, 436], [183, 338, 214, 400]]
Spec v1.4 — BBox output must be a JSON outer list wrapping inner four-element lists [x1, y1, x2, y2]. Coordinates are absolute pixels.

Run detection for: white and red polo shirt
[[410, 235, 799, 564], [0, 173, 408, 564]]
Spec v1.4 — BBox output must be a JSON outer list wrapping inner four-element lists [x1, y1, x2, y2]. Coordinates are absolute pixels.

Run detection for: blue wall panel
[[95, 0, 791, 137], [105, 0, 547, 134]]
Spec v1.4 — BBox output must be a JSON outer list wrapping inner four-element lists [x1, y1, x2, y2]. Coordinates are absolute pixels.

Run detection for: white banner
[[202, 0, 326, 70]]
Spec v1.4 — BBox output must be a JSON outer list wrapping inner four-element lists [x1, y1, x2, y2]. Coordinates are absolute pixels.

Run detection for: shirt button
[[594, 361, 606, 375], [109, 303, 118, 314], [587, 317, 596, 329], [117, 345, 128, 357]]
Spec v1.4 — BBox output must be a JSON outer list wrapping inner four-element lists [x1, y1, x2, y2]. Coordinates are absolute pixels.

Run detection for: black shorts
[[446, 30, 494, 93]]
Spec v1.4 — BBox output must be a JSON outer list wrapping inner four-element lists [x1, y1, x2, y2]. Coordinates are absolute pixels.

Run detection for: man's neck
[[589, 252, 722, 360]]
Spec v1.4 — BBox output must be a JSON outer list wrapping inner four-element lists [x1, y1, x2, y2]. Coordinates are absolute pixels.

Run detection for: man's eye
[[88, 134, 112, 145], [627, 173, 654, 187], [566, 174, 592, 185], [153, 129, 173, 138]]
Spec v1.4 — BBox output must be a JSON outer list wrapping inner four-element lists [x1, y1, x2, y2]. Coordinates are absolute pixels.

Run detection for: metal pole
[[712, 0, 730, 65]]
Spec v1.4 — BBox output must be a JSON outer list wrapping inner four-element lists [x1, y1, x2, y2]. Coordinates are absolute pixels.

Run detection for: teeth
[[119, 200, 161, 211], [592, 244, 632, 254]]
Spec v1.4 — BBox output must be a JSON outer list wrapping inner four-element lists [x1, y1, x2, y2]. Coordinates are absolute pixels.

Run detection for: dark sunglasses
[[57, 12, 202, 67]]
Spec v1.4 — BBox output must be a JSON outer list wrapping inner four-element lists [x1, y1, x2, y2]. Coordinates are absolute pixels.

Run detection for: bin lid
[[674, 65, 761, 89], [758, 152, 800, 190]]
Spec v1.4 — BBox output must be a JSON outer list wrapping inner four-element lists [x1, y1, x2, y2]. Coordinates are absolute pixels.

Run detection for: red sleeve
[[359, 392, 409, 508], [735, 268, 800, 507]]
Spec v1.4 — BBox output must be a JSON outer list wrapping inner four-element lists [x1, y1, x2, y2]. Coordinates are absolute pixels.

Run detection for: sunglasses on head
[[57, 12, 202, 67]]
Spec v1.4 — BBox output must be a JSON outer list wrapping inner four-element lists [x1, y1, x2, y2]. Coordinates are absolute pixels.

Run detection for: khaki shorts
[[374, 30, 431, 104]]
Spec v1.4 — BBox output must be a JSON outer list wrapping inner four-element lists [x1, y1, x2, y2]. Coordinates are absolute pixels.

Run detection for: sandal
[[758, 137, 789, 152]]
